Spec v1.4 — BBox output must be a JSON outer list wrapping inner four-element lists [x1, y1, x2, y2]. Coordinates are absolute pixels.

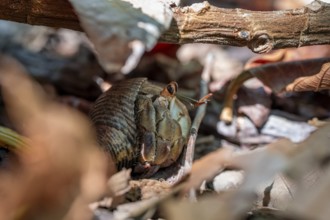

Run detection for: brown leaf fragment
[[256, 175, 295, 210], [182, 148, 234, 192], [245, 45, 330, 70], [251, 58, 330, 93], [291, 168, 330, 220], [163, 196, 233, 220], [130, 179, 172, 200], [245, 49, 287, 70], [286, 62, 330, 92], [248, 207, 306, 220], [286, 123, 330, 179]]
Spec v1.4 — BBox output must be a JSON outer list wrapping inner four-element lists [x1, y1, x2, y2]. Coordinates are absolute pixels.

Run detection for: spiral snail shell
[[90, 78, 191, 177]]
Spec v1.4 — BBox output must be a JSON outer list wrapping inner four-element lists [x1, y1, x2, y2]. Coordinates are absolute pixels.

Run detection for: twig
[[166, 53, 213, 184]]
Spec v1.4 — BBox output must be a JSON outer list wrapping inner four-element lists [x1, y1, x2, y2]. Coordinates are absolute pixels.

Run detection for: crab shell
[[90, 78, 191, 176]]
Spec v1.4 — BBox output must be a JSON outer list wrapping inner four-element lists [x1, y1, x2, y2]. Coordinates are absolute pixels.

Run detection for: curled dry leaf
[[286, 62, 330, 92], [245, 45, 330, 70], [220, 57, 330, 123], [0, 55, 112, 220], [252, 58, 330, 93], [221, 45, 330, 123]]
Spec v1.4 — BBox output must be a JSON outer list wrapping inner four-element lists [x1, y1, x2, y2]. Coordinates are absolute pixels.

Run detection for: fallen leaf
[[182, 148, 234, 192], [220, 58, 330, 123], [237, 85, 272, 127], [163, 196, 233, 220], [261, 114, 316, 143], [0, 55, 111, 220], [212, 170, 244, 193], [245, 45, 330, 70], [286, 62, 330, 92], [291, 168, 330, 220], [69, 0, 179, 73]]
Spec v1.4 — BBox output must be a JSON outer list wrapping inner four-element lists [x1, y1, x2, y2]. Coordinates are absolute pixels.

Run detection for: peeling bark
[[0, 0, 329, 53]]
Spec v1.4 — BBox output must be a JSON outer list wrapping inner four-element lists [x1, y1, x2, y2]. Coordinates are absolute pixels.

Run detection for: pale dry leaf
[[212, 170, 244, 193], [234, 144, 290, 194], [69, 0, 179, 73], [287, 123, 330, 179], [291, 167, 330, 220], [114, 198, 158, 220], [256, 175, 295, 210], [261, 114, 316, 143]]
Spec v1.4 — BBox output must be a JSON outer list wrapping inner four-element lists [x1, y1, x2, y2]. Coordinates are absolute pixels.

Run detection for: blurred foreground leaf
[[0, 55, 112, 220]]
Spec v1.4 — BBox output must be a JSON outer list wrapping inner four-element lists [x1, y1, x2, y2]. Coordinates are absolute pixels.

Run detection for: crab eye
[[167, 85, 174, 95], [166, 82, 178, 95]]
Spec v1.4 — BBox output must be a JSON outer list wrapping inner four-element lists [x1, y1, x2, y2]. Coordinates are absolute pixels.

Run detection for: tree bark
[[0, 0, 81, 31], [162, 1, 330, 53], [0, 0, 329, 53]]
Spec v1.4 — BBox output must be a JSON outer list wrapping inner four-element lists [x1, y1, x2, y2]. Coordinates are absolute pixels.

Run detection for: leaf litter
[[1, 6, 330, 219]]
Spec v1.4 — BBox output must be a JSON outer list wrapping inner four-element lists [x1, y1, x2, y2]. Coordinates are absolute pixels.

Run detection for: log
[[0, 0, 329, 53]]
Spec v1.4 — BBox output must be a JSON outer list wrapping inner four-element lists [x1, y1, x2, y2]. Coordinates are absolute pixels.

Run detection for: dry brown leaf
[[245, 49, 288, 70], [182, 148, 234, 192], [248, 58, 330, 92], [237, 85, 272, 127], [163, 196, 233, 220], [245, 45, 330, 70], [286, 123, 330, 179], [130, 179, 172, 200], [221, 58, 330, 123], [0, 55, 111, 220], [286, 62, 330, 91], [291, 167, 330, 220]]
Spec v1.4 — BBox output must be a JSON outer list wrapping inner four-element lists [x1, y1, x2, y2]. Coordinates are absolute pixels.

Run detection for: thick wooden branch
[[0, 0, 330, 53], [162, 1, 330, 53], [0, 0, 81, 31]]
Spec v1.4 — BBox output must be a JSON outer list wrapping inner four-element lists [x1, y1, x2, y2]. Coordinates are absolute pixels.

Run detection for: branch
[[0, 1, 330, 53], [0, 0, 81, 31], [162, 1, 330, 53]]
